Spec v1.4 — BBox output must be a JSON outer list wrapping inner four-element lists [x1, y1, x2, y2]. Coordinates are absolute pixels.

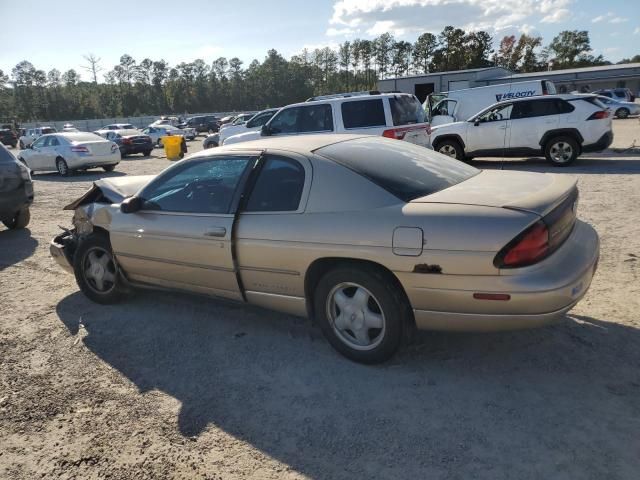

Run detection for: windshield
[[316, 137, 478, 202]]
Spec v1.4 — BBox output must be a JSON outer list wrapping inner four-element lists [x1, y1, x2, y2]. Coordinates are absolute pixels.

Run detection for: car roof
[[190, 134, 369, 159], [285, 92, 414, 109], [491, 93, 597, 107], [58, 132, 104, 141]]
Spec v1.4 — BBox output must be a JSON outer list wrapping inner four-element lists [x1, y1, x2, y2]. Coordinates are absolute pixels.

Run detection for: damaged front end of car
[[49, 175, 154, 274]]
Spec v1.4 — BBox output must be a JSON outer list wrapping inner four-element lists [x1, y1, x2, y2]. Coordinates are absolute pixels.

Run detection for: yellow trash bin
[[163, 135, 183, 161]]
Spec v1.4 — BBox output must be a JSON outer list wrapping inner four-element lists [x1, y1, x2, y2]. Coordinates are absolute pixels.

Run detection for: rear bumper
[[582, 131, 613, 153], [0, 181, 34, 220], [403, 220, 599, 332], [67, 152, 121, 169]]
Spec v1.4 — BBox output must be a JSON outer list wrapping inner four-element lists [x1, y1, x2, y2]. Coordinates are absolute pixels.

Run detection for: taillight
[[587, 110, 609, 120], [494, 221, 549, 268], [71, 146, 89, 153], [383, 128, 406, 140], [122, 138, 132, 144]]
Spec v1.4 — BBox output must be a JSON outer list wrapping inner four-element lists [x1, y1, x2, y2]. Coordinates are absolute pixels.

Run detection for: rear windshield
[[65, 132, 104, 142], [316, 138, 478, 202], [389, 95, 426, 126], [575, 96, 607, 109]]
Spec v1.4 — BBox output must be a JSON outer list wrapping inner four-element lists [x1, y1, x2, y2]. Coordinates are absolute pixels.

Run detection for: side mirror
[[473, 120, 480, 126], [120, 196, 143, 214], [261, 125, 272, 136]]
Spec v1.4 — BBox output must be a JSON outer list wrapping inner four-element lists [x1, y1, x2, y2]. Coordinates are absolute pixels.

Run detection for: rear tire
[[73, 233, 126, 304], [56, 158, 71, 176], [142, 150, 152, 156], [435, 138, 464, 161], [616, 108, 630, 119], [314, 265, 407, 364], [103, 164, 116, 172], [2, 207, 30, 230], [544, 136, 578, 166]]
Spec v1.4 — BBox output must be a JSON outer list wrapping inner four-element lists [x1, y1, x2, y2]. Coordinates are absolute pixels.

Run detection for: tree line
[[0, 27, 636, 123]]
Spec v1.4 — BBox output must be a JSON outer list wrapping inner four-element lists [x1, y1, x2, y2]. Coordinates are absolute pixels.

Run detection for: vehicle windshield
[[316, 137, 478, 202]]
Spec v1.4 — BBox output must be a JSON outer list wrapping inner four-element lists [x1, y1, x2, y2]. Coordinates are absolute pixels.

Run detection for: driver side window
[[140, 157, 253, 214], [32, 136, 47, 148], [268, 108, 299, 134], [477, 104, 513, 123]]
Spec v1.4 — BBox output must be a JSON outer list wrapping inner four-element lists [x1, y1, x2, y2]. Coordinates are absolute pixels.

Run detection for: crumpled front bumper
[[50, 231, 76, 274]]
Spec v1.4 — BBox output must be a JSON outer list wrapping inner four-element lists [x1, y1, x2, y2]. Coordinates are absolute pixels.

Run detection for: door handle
[[204, 227, 226, 237]]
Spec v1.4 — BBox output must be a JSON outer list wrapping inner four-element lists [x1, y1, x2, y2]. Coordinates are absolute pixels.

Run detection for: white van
[[426, 80, 556, 126]]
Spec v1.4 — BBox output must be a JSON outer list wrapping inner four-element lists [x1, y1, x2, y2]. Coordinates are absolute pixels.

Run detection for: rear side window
[[341, 99, 386, 128], [245, 156, 305, 212], [389, 95, 425, 126], [316, 137, 478, 202], [511, 99, 573, 119]]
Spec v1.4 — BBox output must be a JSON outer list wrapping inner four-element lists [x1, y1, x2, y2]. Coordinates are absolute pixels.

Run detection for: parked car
[[151, 116, 184, 128], [430, 94, 613, 166], [426, 79, 557, 126], [219, 113, 256, 132], [219, 115, 237, 126], [224, 92, 431, 148], [49, 134, 599, 363], [0, 128, 18, 148], [94, 124, 136, 138], [595, 95, 640, 119], [103, 129, 153, 157], [0, 143, 33, 230], [19, 126, 57, 149], [141, 125, 194, 146], [219, 108, 279, 145], [17, 132, 120, 176], [593, 88, 635, 102], [203, 132, 220, 149], [180, 115, 220, 134]]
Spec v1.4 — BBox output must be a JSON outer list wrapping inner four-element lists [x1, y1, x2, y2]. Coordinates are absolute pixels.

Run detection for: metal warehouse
[[378, 63, 640, 101]]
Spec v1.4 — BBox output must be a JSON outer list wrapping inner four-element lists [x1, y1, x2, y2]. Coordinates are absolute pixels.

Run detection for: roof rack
[[305, 90, 382, 102]]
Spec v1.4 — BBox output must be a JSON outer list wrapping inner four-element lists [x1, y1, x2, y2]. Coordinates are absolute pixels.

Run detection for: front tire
[[616, 108, 630, 119], [435, 138, 464, 161], [102, 164, 116, 172], [544, 136, 578, 166], [2, 207, 30, 229], [142, 150, 152, 157], [56, 158, 71, 176], [314, 265, 407, 363], [73, 233, 125, 304]]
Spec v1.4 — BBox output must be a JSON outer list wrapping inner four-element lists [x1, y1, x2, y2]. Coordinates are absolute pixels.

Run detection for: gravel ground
[[1, 120, 640, 479]]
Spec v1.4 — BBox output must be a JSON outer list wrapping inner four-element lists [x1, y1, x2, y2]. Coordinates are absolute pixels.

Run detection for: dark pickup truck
[[0, 143, 33, 230], [0, 128, 18, 148]]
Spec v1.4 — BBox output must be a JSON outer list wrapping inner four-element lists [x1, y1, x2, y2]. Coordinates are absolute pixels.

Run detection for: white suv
[[430, 94, 613, 166], [19, 126, 57, 149], [223, 92, 431, 148]]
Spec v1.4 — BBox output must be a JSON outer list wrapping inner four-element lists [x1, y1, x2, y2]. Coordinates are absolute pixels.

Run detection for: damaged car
[[50, 135, 599, 363]]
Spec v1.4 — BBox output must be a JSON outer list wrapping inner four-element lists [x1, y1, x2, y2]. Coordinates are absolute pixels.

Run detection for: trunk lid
[[411, 170, 577, 217], [75, 140, 114, 156]]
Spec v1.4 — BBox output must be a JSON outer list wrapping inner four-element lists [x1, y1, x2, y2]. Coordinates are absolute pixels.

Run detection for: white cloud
[[541, 8, 570, 23], [593, 12, 628, 24], [327, 27, 356, 36], [367, 20, 405, 36]]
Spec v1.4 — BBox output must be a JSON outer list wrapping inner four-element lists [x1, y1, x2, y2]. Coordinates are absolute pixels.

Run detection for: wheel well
[[432, 134, 465, 150], [540, 129, 584, 149], [304, 257, 414, 329]]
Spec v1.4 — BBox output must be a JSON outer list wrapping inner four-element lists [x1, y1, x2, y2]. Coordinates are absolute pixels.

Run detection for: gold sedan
[[51, 135, 599, 363]]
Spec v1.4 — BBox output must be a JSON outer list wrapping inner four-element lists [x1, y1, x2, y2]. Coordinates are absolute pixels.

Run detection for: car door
[[509, 99, 563, 152], [41, 135, 63, 170], [235, 152, 311, 311], [465, 103, 513, 154], [24, 136, 48, 170], [109, 154, 257, 300]]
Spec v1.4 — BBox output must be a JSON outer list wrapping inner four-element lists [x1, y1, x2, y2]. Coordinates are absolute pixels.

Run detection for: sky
[[0, 0, 638, 80]]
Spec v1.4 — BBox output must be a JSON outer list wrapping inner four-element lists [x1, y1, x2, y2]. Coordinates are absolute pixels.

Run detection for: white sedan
[[17, 132, 120, 176], [141, 125, 194, 146]]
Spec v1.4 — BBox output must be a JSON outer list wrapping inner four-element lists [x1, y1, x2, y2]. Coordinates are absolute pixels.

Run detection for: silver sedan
[[18, 132, 120, 176], [50, 135, 599, 363]]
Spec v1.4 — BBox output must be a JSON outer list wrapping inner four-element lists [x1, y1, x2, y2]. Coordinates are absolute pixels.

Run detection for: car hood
[[431, 121, 466, 133], [411, 170, 577, 217], [64, 175, 155, 209], [223, 130, 262, 145]]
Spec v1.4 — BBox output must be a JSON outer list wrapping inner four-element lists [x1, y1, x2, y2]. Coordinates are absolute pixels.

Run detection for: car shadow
[[474, 156, 640, 174], [0, 227, 38, 270], [34, 170, 127, 183], [55, 291, 640, 478]]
